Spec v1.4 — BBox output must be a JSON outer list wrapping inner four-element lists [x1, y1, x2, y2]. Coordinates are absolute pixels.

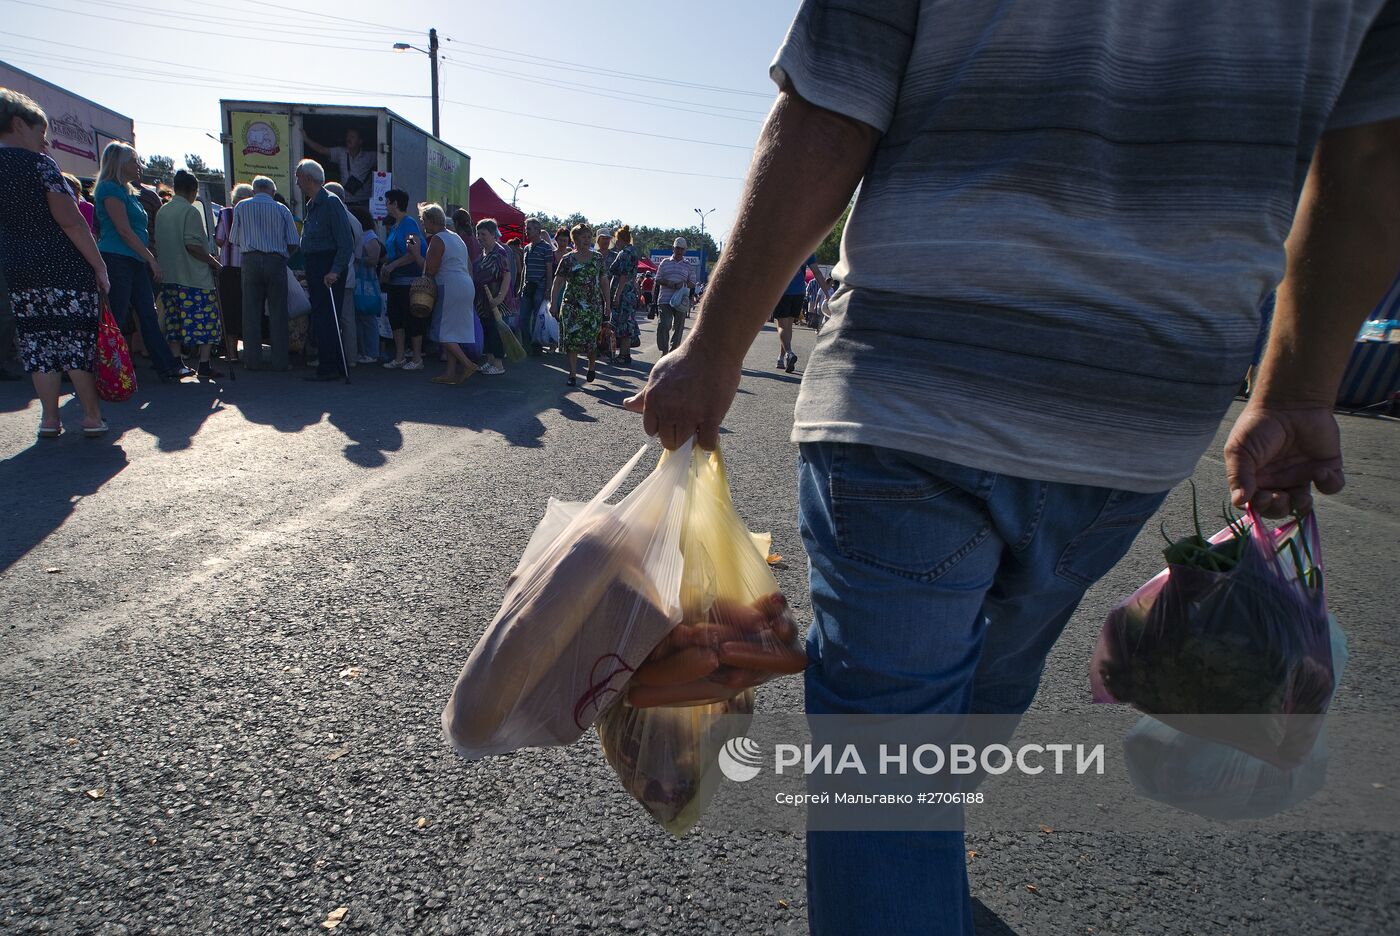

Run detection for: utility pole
[[694, 208, 715, 279], [429, 28, 440, 139]]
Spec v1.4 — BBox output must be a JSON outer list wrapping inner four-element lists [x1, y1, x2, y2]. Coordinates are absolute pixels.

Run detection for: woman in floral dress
[[607, 225, 643, 365], [549, 223, 610, 387], [0, 89, 111, 437]]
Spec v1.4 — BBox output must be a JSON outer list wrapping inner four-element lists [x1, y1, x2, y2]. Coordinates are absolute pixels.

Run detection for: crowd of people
[[0, 88, 807, 434]]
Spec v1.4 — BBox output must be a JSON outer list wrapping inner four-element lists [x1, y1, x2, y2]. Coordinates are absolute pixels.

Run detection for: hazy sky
[[1, 0, 801, 242]]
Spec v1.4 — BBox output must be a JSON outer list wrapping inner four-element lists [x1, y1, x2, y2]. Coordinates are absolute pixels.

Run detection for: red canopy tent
[[468, 178, 527, 242], [636, 256, 657, 273]]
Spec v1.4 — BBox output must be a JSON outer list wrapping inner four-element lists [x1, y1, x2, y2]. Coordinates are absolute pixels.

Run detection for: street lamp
[[500, 178, 528, 206], [694, 208, 715, 278], [393, 28, 440, 139]]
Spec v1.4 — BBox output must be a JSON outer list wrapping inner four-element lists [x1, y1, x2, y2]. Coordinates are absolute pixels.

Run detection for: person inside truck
[[302, 127, 374, 207]]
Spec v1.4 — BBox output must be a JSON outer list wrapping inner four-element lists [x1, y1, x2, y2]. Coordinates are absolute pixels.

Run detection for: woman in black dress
[[0, 89, 110, 437]]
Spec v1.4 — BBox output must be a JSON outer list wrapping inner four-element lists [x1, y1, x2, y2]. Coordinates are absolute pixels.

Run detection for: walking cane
[[327, 277, 352, 384]]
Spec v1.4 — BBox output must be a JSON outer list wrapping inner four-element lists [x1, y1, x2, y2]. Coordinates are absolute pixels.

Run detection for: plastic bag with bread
[[442, 442, 806, 834]]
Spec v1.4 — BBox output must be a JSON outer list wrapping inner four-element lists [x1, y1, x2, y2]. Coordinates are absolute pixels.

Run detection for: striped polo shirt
[[229, 193, 300, 258], [773, 0, 1400, 492]]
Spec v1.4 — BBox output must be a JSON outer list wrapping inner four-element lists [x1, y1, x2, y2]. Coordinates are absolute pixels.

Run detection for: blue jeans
[[798, 442, 1167, 936], [103, 252, 181, 378]]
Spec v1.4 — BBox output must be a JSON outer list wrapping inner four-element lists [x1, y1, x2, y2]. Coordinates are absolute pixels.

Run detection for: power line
[[440, 96, 753, 152], [1, 0, 402, 54], [443, 36, 773, 100], [34, 0, 410, 42], [468, 144, 744, 182], [440, 57, 767, 123]]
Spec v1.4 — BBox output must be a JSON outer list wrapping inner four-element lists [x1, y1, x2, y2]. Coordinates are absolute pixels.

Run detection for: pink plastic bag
[[1091, 509, 1334, 768]]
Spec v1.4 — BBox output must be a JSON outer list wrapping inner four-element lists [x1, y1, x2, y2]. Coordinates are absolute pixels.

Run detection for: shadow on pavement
[[0, 436, 129, 573], [974, 898, 1018, 934]]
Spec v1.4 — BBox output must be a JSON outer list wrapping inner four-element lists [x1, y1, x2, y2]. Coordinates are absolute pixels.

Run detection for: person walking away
[[653, 236, 696, 354], [470, 218, 510, 375], [350, 206, 383, 364], [325, 182, 363, 365], [214, 183, 252, 363], [774, 254, 828, 372], [93, 142, 190, 383], [452, 209, 484, 267], [412, 202, 479, 384], [623, 1, 1400, 933], [549, 223, 609, 387], [519, 218, 556, 354], [294, 159, 353, 381], [155, 170, 224, 378], [229, 175, 299, 371], [0, 89, 111, 436], [302, 127, 374, 208], [608, 225, 643, 365], [379, 188, 426, 370]]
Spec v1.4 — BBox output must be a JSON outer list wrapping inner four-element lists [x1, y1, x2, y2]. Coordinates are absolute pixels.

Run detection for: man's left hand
[[324, 272, 339, 287]]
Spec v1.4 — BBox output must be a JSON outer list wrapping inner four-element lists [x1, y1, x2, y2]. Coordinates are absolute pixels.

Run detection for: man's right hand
[[148, 258, 163, 284], [624, 336, 741, 450], [1224, 401, 1345, 518]]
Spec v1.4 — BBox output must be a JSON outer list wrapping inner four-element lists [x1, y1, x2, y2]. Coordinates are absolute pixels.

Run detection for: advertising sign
[[650, 248, 707, 280], [230, 111, 291, 194], [0, 61, 133, 177], [425, 138, 470, 210], [370, 171, 392, 220]]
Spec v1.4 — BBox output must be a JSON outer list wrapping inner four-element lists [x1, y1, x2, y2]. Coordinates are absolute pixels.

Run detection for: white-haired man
[[295, 159, 354, 381], [653, 236, 696, 354], [230, 174, 299, 370]]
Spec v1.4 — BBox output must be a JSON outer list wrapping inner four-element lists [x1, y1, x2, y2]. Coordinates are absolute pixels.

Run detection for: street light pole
[[500, 177, 528, 206], [429, 28, 440, 139], [394, 29, 441, 139], [694, 208, 715, 278]]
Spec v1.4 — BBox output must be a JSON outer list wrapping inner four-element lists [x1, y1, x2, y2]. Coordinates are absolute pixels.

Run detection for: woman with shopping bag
[[0, 89, 111, 437]]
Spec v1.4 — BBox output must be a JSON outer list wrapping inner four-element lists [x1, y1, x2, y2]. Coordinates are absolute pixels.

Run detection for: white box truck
[[0, 60, 135, 179], [218, 100, 470, 219]]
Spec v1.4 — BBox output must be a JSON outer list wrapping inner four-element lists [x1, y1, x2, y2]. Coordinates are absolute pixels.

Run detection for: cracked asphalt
[[1, 317, 1396, 935]]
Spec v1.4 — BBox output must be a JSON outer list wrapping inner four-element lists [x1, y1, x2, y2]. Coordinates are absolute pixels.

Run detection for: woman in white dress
[[409, 202, 480, 384]]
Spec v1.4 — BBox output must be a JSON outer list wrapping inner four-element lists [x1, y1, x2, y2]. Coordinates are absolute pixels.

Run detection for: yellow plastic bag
[[442, 441, 803, 834], [597, 445, 804, 835]]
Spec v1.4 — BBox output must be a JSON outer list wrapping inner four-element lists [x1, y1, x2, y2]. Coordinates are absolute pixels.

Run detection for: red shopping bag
[[95, 302, 136, 402]]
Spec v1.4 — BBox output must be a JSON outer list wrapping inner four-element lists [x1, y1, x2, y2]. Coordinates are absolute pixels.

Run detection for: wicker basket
[[409, 276, 437, 319]]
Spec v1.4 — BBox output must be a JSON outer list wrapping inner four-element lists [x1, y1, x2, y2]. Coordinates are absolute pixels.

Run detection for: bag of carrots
[[442, 441, 806, 833]]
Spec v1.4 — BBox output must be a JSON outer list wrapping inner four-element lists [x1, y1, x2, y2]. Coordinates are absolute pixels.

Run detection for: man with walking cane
[[294, 159, 354, 382]]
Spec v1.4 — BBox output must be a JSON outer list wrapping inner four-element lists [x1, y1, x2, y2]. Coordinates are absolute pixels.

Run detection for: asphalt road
[[1, 317, 1396, 935]]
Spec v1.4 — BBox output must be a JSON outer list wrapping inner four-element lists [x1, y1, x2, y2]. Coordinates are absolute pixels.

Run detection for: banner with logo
[[230, 111, 291, 194], [424, 138, 470, 210]]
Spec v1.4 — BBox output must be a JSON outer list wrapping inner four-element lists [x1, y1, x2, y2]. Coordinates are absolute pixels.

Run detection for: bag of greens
[[1091, 503, 1334, 769]]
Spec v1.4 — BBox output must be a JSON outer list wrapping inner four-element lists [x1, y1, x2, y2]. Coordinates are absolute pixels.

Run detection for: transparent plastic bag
[[1123, 617, 1346, 820], [596, 446, 805, 835], [442, 443, 690, 760], [1092, 509, 1334, 768], [442, 442, 803, 785]]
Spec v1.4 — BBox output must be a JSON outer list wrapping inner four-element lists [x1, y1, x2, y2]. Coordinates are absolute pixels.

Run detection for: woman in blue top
[[94, 142, 187, 382], [378, 188, 426, 370]]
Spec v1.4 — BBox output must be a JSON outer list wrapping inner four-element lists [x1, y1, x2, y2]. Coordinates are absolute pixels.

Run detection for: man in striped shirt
[[627, 1, 1400, 931], [519, 218, 555, 353], [230, 175, 300, 370]]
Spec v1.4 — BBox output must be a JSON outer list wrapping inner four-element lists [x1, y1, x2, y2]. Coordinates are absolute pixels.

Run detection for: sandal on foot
[[38, 423, 62, 439], [81, 421, 109, 438]]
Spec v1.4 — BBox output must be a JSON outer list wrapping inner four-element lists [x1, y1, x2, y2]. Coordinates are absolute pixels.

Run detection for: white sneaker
[[357, 354, 378, 364], [402, 359, 424, 371], [383, 358, 406, 369], [484, 364, 505, 375], [777, 353, 786, 368]]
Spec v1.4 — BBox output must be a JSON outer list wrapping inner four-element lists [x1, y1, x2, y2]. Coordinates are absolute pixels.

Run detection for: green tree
[[144, 154, 175, 183], [183, 153, 208, 174], [815, 198, 853, 265]]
